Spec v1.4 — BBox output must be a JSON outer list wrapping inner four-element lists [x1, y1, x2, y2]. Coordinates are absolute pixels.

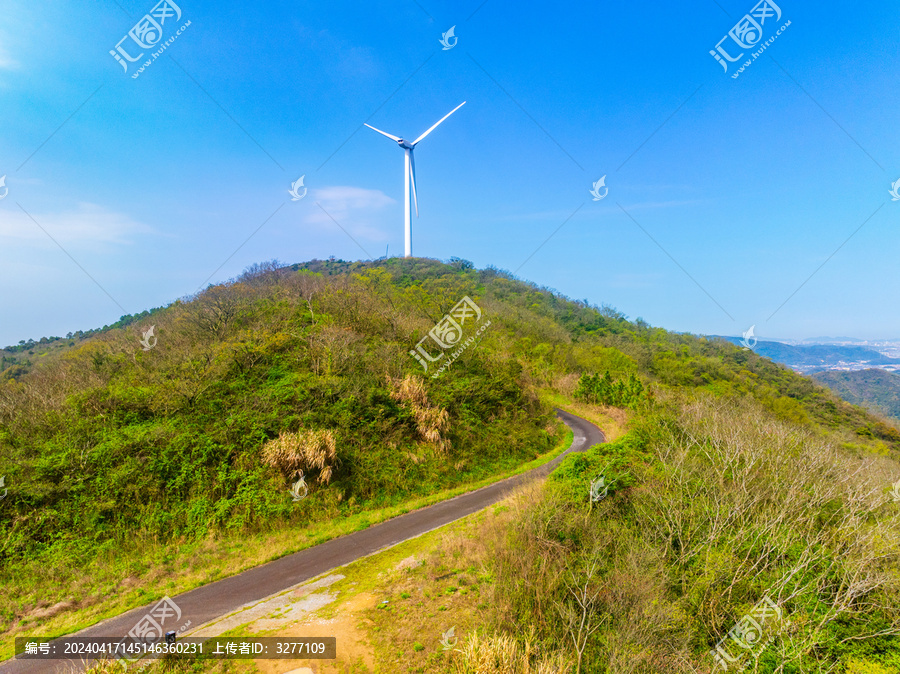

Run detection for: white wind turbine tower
[[365, 101, 465, 258]]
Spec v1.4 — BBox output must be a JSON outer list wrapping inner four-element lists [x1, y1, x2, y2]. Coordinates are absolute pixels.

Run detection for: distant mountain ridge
[[797, 336, 870, 344], [711, 335, 900, 420], [715, 337, 900, 373]]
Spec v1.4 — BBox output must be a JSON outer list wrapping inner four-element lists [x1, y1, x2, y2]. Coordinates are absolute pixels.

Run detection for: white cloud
[[0, 42, 18, 70], [305, 186, 394, 241], [311, 185, 394, 213], [0, 202, 153, 245]]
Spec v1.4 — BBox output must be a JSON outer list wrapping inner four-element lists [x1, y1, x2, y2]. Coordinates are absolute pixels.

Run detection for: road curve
[[4, 409, 604, 673]]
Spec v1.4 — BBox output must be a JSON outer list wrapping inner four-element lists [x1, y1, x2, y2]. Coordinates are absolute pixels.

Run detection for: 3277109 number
[[276, 641, 326, 654]]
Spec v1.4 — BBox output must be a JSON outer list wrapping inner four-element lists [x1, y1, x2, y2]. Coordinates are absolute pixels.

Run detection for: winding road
[[4, 408, 604, 673]]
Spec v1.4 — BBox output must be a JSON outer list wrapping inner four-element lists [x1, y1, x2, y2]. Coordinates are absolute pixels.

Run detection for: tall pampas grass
[[388, 374, 451, 453], [262, 428, 337, 484]]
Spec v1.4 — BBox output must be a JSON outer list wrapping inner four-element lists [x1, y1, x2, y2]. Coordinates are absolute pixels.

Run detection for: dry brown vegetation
[[389, 373, 452, 453], [74, 390, 900, 672], [646, 396, 900, 667], [261, 428, 338, 484], [454, 631, 572, 674]]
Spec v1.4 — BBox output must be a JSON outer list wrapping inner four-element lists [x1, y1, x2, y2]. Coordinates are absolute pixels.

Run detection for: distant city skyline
[[2, 1, 900, 346]]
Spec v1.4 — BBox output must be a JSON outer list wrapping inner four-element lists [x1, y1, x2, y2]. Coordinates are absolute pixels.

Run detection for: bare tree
[[237, 259, 289, 286], [556, 553, 607, 674], [185, 284, 245, 340]]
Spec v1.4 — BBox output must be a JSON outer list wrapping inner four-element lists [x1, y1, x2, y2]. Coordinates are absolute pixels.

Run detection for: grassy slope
[[4, 257, 900, 670]]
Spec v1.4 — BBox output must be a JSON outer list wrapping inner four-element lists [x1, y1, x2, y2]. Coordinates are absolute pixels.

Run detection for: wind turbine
[[365, 101, 465, 258]]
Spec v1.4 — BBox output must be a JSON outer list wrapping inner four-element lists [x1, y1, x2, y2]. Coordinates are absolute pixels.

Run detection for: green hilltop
[[2, 258, 899, 672]]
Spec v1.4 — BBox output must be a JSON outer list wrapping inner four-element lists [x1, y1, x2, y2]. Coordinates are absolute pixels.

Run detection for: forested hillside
[[815, 368, 900, 420]]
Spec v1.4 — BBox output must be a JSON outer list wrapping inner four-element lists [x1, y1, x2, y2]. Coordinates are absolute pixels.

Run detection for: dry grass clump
[[388, 372, 429, 407], [261, 428, 337, 484], [454, 631, 571, 674], [388, 374, 451, 452], [554, 372, 579, 397]]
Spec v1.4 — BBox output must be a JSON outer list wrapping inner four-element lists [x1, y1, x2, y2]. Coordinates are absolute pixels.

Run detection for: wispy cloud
[[0, 42, 19, 70], [306, 186, 394, 240], [0, 202, 153, 245]]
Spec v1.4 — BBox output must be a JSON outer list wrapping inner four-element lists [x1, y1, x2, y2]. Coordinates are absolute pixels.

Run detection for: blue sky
[[1, 0, 899, 347]]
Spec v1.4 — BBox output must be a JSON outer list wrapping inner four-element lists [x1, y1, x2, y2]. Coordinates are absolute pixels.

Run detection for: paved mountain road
[[4, 408, 604, 673]]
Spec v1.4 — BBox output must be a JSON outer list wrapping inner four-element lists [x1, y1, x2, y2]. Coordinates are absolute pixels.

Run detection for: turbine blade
[[364, 123, 402, 142], [412, 101, 466, 145], [409, 150, 418, 217]]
